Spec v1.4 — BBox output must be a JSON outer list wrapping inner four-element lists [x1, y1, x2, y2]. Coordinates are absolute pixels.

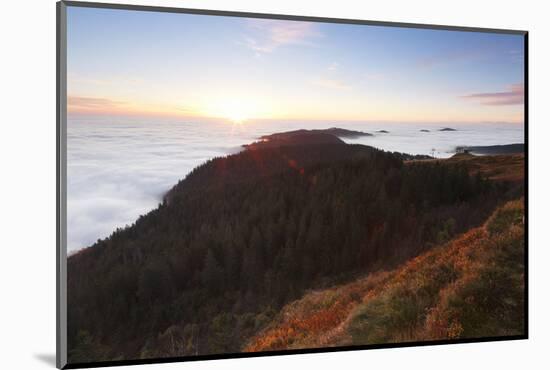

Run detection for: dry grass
[[244, 271, 392, 351], [245, 199, 525, 351], [407, 153, 524, 184]]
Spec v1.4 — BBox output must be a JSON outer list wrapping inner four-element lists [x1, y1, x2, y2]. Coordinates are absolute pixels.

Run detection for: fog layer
[[67, 116, 523, 251]]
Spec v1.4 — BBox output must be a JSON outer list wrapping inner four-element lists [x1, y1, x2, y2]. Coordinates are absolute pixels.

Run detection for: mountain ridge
[[66, 130, 521, 364], [243, 128, 371, 151]]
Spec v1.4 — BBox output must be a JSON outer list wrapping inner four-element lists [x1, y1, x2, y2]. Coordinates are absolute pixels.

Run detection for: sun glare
[[222, 101, 252, 124], [204, 97, 267, 124], [227, 111, 248, 124]]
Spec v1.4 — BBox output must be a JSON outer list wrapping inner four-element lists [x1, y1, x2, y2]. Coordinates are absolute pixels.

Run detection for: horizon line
[[67, 111, 524, 126]]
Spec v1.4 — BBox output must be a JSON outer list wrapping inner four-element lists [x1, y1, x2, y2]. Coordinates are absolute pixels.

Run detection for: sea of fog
[[67, 116, 524, 252]]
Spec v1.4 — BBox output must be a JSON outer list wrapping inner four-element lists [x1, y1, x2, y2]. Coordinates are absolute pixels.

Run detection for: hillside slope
[[246, 199, 525, 351], [66, 134, 520, 364]]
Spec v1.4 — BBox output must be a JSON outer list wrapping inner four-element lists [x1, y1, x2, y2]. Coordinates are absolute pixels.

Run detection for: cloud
[[68, 75, 111, 87], [67, 117, 524, 252], [68, 96, 128, 111], [327, 62, 339, 71], [417, 49, 485, 69], [419, 45, 524, 70], [243, 19, 321, 54], [311, 77, 352, 90], [68, 95, 199, 117], [312, 62, 351, 89], [461, 84, 524, 106], [67, 118, 251, 251], [68, 73, 147, 92], [363, 72, 386, 81]]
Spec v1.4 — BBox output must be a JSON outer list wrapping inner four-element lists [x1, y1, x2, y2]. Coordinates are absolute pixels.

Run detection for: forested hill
[[243, 127, 371, 150], [246, 198, 525, 351], [166, 129, 430, 200], [67, 130, 515, 364], [165, 142, 402, 202]]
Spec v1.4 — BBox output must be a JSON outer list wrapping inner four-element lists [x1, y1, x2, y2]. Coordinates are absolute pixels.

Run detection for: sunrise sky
[[67, 6, 525, 124]]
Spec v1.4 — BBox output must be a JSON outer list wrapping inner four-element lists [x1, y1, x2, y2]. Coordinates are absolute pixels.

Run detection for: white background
[[1, 0, 548, 369]]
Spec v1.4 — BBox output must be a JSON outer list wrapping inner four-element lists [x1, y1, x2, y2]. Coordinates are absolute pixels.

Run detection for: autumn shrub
[[486, 198, 524, 235], [426, 213, 524, 339], [238, 198, 525, 353], [349, 200, 524, 344]]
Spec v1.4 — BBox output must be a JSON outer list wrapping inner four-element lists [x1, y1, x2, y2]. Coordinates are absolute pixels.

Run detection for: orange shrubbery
[[246, 302, 348, 351], [246, 199, 525, 351], [245, 271, 392, 351]]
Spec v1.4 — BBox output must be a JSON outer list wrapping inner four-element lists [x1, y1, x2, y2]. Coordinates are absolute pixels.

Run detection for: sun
[[204, 96, 271, 124], [226, 110, 249, 124], [222, 101, 252, 124]]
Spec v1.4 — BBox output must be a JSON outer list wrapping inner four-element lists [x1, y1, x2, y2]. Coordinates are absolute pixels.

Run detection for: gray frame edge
[[55, 2, 528, 369], [57, 1, 68, 369], [62, 0, 527, 35]]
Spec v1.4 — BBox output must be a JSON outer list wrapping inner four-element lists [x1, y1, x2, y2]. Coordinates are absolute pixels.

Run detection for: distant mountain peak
[[244, 128, 371, 150]]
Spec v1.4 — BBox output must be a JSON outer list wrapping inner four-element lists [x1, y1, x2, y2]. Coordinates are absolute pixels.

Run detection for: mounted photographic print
[[57, 1, 528, 368]]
